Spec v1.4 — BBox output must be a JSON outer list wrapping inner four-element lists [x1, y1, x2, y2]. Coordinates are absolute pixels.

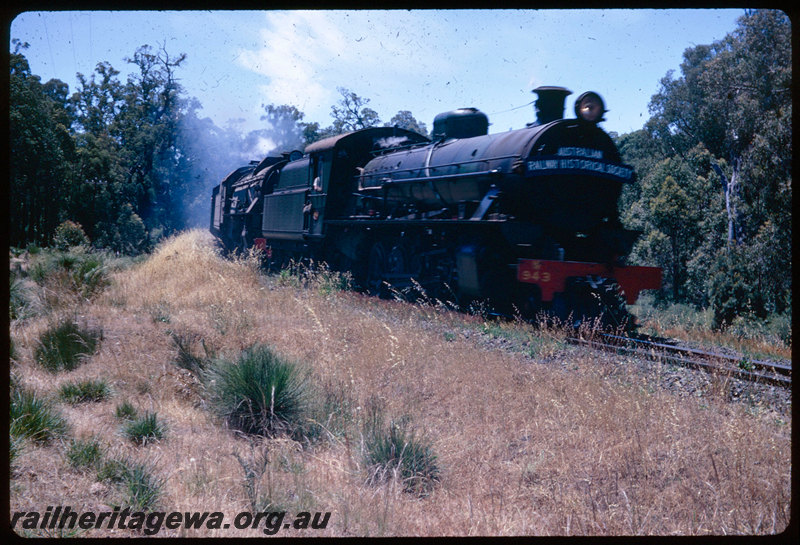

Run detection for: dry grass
[[9, 230, 792, 536], [630, 297, 792, 361]]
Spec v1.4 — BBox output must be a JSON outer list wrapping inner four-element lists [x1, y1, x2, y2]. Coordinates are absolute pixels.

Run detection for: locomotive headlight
[[575, 91, 606, 123]]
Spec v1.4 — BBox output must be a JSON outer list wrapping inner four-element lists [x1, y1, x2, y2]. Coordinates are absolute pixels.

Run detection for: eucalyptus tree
[[9, 41, 74, 246], [634, 9, 791, 323]]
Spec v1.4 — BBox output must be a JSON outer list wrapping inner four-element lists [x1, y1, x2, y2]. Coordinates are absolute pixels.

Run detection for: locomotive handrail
[[358, 168, 504, 192], [360, 155, 519, 183]]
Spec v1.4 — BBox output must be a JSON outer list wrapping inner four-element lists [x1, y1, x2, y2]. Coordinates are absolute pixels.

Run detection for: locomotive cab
[[254, 127, 429, 248]]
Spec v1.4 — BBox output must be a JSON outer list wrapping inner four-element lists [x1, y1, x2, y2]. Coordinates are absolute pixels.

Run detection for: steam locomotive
[[210, 86, 661, 328]]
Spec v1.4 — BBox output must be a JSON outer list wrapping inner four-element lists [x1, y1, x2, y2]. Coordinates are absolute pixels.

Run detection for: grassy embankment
[[9, 230, 791, 536]]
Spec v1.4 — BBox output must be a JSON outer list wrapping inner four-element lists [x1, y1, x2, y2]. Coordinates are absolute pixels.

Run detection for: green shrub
[[97, 457, 130, 484], [114, 401, 138, 421], [276, 259, 352, 295], [124, 412, 166, 445], [28, 247, 110, 299], [34, 318, 102, 372], [71, 252, 110, 296], [122, 461, 164, 511], [28, 258, 54, 286], [361, 399, 440, 496], [206, 344, 309, 437], [53, 220, 89, 251], [727, 311, 793, 347], [58, 379, 112, 404], [96, 204, 150, 256], [66, 436, 104, 469], [98, 457, 163, 511], [10, 387, 67, 444]]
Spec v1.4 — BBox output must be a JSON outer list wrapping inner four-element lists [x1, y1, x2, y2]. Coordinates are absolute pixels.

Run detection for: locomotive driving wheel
[[386, 244, 407, 278], [552, 276, 634, 331], [595, 279, 635, 332], [366, 242, 388, 297]]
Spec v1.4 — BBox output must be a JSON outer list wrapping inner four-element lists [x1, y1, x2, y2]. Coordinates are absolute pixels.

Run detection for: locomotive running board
[[517, 259, 662, 304]]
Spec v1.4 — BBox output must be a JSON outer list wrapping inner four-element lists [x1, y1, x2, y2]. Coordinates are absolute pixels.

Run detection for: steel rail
[[600, 333, 792, 376], [567, 334, 791, 388]]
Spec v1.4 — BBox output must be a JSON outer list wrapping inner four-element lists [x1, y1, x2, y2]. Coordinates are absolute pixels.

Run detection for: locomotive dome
[[432, 107, 489, 140]]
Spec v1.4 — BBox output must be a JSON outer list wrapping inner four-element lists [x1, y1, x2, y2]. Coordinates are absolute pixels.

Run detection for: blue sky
[[11, 9, 746, 143]]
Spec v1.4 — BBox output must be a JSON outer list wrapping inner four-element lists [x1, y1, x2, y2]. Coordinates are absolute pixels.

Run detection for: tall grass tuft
[[169, 331, 210, 376], [10, 387, 68, 444], [114, 400, 138, 421], [71, 252, 110, 297], [233, 443, 273, 512], [124, 412, 166, 445], [276, 259, 353, 296], [122, 461, 165, 511], [10, 434, 23, 467], [301, 379, 356, 444], [206, 344, 309, 437], [97, 457, 130, 484], [58, 379, 112, 404], [34, 317, 102, 372], [361, 399, 440, 496], [65, 436, 105, 470], [98, 456, 163, 512], [28, 247, 111, 300]]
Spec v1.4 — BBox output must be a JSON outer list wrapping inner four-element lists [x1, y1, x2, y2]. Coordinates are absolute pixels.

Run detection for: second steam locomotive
[[210, 86, 661, 327]]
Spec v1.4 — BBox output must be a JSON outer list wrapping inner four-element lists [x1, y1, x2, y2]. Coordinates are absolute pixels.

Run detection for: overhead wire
[[487, 100, 534, 116]]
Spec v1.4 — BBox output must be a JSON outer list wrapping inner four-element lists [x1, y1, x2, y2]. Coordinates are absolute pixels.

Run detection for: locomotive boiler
[[210, 86, 661, 328]]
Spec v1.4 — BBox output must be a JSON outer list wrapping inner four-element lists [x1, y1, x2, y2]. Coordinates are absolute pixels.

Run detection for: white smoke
[[376, 136, 411, 149]]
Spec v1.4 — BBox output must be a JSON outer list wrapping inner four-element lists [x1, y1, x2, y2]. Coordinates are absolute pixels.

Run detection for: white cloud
[[234, 10, 458, 123], [235, 11, 361, 119]]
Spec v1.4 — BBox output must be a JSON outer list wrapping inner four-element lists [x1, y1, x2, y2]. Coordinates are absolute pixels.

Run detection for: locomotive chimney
[[531, 86, 572, 125]]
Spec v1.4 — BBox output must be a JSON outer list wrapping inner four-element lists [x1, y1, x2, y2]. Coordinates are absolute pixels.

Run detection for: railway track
[[567, 332, 792, 387]]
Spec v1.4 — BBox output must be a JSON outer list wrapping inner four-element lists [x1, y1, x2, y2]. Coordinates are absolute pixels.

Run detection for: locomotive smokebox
[[532, 86, 572, 125]]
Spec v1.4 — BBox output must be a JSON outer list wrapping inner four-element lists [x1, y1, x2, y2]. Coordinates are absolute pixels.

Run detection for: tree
[[117, 44, 189, 236], [68, 58, 127, 242], [625, 9, 791, 323], [9, 41, 75, 246], [626, 154, 709, 303], [385, 110, 428, 137], [259, 104, 306, 152], [329, 87, 381, 134], [647, 9, 790, 247]]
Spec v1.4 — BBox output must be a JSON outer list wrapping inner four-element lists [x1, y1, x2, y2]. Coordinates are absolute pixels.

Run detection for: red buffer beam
[[517, 259, 662, 304]]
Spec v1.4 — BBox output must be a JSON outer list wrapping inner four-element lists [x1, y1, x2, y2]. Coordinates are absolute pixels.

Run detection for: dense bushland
[[616, 10, 791, 328]]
